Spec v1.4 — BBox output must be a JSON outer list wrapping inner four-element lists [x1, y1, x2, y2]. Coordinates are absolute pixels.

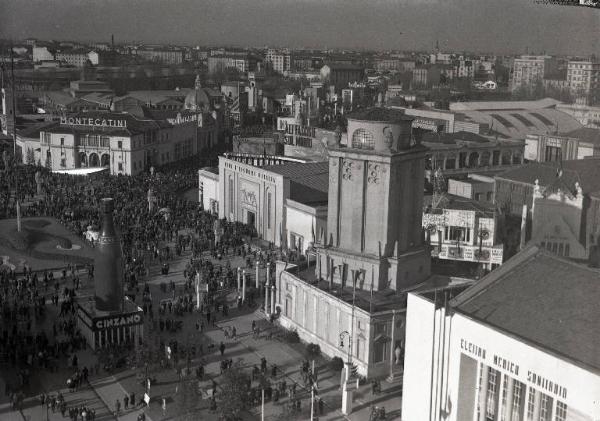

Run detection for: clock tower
[[317, 108, 430, 292]]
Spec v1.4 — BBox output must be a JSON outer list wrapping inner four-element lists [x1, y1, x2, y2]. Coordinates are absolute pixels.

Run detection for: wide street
[[0, 207, 403, 421]]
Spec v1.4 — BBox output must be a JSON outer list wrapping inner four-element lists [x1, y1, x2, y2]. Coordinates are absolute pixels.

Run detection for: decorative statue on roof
[[150, 166, 155, 177]]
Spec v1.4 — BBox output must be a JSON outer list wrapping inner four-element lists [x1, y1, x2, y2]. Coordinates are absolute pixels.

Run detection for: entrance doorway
[[246, 210, 256, 228]]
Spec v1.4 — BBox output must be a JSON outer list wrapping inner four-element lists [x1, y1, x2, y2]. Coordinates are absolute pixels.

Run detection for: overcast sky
[[1, 0, 599, 55]]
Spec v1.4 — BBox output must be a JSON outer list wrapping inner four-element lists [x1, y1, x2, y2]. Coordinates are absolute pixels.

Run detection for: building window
[[229, 177, 234, 212], [60, 137, 64, 146], [373, 341, 388, 363], [486, 368, 498, 419], [555, 401, 567, 421], [118, 140, 123, 149], [267, 192, 272, 229], [118, 163, 123, 171], [512, 381, 523, 421], [351, 128, 375, 150], [540, 393, 553, 421], [60, 158, 66, 167], [526, 388, 535, 420], [565, 244, 570, 257]]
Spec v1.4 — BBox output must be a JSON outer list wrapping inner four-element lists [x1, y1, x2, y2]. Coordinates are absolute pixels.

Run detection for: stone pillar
[[256, 260, 260, 289], [266, 262, 271, 285], [265, 279, 270, 314], [532, 389, 541, 421], [237, 267, 241, 291], [504, 376, 515, 420], [271, 285, 276, 315], [478, 366, 489, 421], [242, 270, 247, 302], [341, 380, 353, 415]]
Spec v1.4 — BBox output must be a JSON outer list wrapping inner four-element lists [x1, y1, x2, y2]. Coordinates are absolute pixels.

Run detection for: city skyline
[[1, 0, 599, 55]]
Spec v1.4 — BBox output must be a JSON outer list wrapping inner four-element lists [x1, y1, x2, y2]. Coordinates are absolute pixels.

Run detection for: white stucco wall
[[402, 292, 600, 421]]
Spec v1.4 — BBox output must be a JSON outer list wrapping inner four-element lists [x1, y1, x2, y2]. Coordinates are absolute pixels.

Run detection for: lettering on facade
[[94, 313, 142, 330], [493, 355, 519, 376], [61, 117, 127, 128], [527, 371, 567, 399], [412, 118, 443, 132], [167, 113, 198, 125], [460, 339, 487, 359], [280, 121, 317, 138]]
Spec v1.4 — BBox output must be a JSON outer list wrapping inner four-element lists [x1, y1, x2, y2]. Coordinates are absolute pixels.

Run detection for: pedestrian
[[219, 341, 225, 356], [115, 399, 121, 415], [124, 394, 129, 410]]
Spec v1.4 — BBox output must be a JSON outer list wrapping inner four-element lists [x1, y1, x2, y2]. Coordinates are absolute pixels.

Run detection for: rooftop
[[262, 161, 329, 205], [496, 158, 600, 196], [562, 127, 600, 145], [451, 245, 600, 372], [424, 193, 495, 216], [288, 262, 468, 313], [347, 107, 413, 123]]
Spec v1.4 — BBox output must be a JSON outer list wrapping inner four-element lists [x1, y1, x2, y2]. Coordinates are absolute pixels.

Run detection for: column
[[271, 285, 276, 315], [266, 262, 271, 285], [242, 270, 247, 302], [532, 390, 541, 421], [478, 365, 489, 421], [237, 267, 241, 291], [256, 260, 260, 289], [505, 376, 515, 421], [265, 282, 270, 314]]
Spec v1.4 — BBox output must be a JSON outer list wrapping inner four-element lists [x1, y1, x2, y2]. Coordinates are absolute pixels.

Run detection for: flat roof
[[452, 245, 600, 372]]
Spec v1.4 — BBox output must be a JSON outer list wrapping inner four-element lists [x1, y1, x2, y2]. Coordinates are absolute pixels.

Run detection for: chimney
[[94, 198, 123, 312]]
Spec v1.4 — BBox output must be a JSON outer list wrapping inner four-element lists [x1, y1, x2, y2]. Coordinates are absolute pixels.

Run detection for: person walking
[[115, 399, 121, 416], [219, 342, 225, 356], [124, 394, 129, 410]]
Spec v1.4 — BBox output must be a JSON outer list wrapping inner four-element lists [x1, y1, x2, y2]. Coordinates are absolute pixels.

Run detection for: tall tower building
[[318, 108, 430, 292]]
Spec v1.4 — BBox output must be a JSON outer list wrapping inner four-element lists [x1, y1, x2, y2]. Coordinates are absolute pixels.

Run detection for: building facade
[[36, 111, 201, 175], [510, 55, 558, 92], [402, 246, 600, 421], [525, 128, 600, 162], [566, 59, 600, 104]]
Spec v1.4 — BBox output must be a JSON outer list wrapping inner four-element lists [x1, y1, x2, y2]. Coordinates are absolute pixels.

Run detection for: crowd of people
[[0, 153, 286, 419]]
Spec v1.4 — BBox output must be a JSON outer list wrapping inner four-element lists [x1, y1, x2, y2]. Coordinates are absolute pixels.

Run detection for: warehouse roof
[[452, 245, 600, 372]]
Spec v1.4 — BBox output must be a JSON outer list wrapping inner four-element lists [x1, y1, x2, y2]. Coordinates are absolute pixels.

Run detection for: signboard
[[439, 244, 503, 264], [412, 118, 444, 132], [545, 136, 564, 148], [167, 113, 198, 125], [422, 213, 446, 229], [280, 121, 316, 138], [444, 209, 475, 228], [61, 117, 127, 128], [93, 311, 143, 331]]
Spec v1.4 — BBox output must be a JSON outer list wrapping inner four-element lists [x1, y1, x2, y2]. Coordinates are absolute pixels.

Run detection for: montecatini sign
[[61, 117, 127, 128], [94, 313, 143, 331]]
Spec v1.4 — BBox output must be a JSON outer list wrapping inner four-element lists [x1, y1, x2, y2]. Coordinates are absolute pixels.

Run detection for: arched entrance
[[101, 153, 110, 167], [79, 152, 87, 168], [89, 153, 99, 167]]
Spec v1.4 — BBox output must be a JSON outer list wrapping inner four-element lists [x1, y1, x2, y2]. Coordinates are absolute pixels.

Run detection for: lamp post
[[338, 269, 359, 415]]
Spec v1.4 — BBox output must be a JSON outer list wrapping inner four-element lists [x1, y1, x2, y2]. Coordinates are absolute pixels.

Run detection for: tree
[[217, 363, 251, 421]]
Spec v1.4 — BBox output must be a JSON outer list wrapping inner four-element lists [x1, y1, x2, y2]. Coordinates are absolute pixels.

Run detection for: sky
[[1, 0, 599, 55]]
